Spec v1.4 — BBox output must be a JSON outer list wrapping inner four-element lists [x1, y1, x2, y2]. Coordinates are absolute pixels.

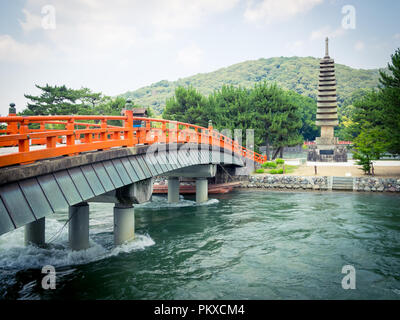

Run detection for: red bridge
[[0, 106, 265, 250]]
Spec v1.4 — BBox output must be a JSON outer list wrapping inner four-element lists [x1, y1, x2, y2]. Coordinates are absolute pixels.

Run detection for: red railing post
[[124, 110, 134, 146], [46, 136, 56, 149], [162, 122, 167, 143], [66, 118, 75, 146], [18, 118, 29, 153], [139, 120, 146, 144], [208, 120, 213, 146], [100, 119, 107, 141]]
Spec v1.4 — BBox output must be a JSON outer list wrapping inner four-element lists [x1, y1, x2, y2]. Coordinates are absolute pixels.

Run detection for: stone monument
[[307, 38, 347, 162]]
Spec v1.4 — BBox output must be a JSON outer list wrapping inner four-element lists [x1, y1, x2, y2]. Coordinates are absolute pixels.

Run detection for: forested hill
[[120, 56, 382, 115]]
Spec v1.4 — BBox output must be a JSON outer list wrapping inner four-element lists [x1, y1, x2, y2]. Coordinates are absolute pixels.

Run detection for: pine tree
[[23, 84, 103, 115], [352, 48, 400, 155], [250, 82, 303, 158]]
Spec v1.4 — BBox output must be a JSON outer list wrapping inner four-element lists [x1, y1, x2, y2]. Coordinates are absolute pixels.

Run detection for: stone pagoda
[[307, 38, 347, 162]]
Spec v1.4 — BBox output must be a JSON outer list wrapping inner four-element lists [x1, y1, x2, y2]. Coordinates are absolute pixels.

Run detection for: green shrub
[[277, 168, 284, 174], [269, 169, 278, 174], [275, 158, 285, 165], [262, 161, 277, 169], [255, 168, 265, 174]]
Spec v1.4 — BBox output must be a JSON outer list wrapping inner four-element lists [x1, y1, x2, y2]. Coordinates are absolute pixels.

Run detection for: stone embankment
[[354, 177, 400, 192], [242, 176, 329, 190], [241, 175, 400, 192]]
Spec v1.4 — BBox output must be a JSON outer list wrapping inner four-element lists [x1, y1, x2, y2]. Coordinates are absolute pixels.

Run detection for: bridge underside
[[0, 143, 246, 236]]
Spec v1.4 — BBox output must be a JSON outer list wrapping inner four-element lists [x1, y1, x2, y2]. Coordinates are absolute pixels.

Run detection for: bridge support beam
[[196, 178, 208, 204], [24, 218, 45, 247], [69, 202, 89, 251], [114, 204, 135, 246], [168, 177, 180, 203]]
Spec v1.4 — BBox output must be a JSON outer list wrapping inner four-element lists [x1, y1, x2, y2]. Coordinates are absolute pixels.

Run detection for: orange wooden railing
[[0, 111, 266, 168]]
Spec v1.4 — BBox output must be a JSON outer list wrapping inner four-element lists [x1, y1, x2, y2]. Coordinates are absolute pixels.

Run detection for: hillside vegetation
[[120, 56, 382, 114]]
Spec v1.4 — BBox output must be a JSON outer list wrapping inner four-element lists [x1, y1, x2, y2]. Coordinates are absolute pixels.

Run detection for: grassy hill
[[120, 56, 383, 115]]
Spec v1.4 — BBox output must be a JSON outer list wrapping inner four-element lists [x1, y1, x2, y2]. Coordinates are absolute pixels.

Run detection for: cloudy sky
[[0, 0, 399, 115]]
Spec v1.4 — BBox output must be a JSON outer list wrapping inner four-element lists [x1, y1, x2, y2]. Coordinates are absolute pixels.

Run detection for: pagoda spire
[[316, 37, 338, 134], [325, 37, 329, 57]]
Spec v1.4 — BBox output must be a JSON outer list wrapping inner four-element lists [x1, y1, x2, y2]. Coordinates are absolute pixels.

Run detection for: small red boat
[[153, 182, 241, 194]]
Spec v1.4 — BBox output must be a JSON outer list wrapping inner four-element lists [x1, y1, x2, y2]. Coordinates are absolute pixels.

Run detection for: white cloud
[[310, 25, 346, 41], [244, 0, 323, 24], [17, 0, 239, 63], [177, 44, 204, 68], [354, 41, 365, 51], [152, 0, 239, 30], [394, 33, 400, 40], [0, 35, 49, 63]]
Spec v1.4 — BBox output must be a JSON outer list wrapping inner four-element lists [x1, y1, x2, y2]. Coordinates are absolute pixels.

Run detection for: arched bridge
[[0, 109, 266, 250]]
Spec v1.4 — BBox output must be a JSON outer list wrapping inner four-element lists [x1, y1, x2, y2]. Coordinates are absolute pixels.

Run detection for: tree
[[286, 90, 318, 141], [162, 86, 209, 126], [379, 48, 400, 89], [250, 82, 303, 158], [23, 84, 103, 116], [353, 129, 389, 175], [208, 85, 252, 137], [378, 48, 400, 155], [350, 48, 400, 156], [162, 83, 304, 157]]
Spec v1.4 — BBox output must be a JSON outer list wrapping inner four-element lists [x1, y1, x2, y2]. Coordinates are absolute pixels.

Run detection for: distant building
[[132, 108, 148, 118], [132, 108, 148, 127]]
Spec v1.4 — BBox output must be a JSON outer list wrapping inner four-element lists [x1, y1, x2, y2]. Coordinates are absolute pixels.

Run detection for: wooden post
[[124, 110, 134, 146], [66, 118, 75, 146], [208, 120, 213, 146], [18, 119, 29, 153]]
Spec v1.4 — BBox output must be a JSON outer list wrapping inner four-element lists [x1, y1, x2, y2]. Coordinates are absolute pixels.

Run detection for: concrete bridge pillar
[[24, 217, 45, 247], [69, 202, 90, 251], [168, 177, 180, 203], [196, 178, 208, 204], [114, 203, 135, 246]]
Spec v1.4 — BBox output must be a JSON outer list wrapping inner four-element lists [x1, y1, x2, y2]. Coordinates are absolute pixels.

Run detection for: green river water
[[0, 190, 399, 300]]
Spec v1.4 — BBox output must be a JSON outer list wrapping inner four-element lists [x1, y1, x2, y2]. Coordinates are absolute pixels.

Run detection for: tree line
[[162, 82, 319, 158]]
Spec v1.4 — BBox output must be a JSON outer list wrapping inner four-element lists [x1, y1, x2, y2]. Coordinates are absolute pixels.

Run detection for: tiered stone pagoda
[[307, 38, 347, 162]]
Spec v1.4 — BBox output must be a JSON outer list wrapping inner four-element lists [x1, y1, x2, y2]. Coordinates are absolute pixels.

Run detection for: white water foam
[[0, 217, 154, 271], [0, 196, 217, 272]]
